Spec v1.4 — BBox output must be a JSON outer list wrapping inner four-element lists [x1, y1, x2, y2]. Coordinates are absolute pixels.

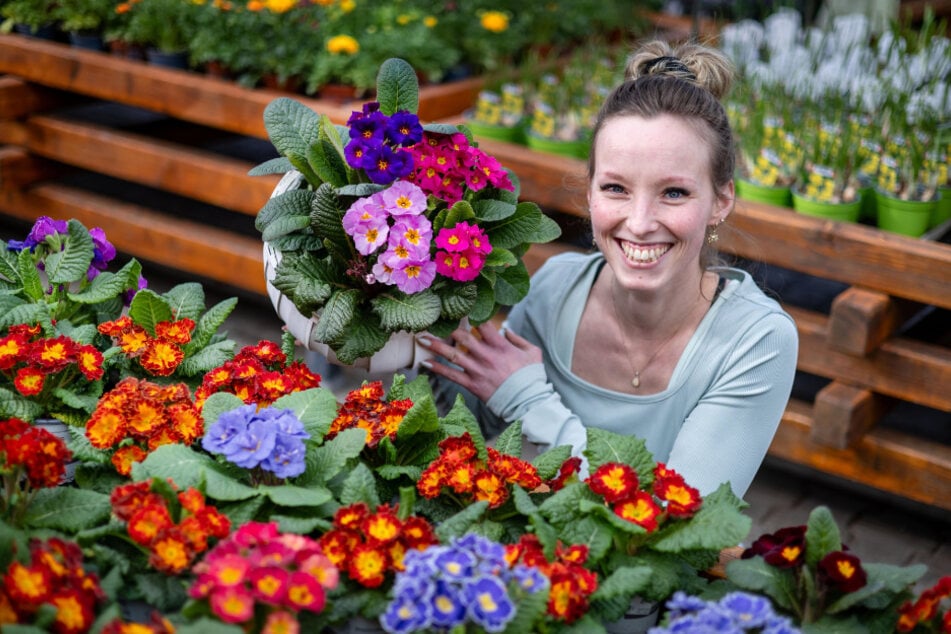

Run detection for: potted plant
[[0, 0, 59, 38], [117, 0, 200, 67], [51, 0, 117, 49], [254, 57, 561, 370]]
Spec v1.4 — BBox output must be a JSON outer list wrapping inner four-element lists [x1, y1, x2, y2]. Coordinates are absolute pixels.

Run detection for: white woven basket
[[262, 171, 436, 373]]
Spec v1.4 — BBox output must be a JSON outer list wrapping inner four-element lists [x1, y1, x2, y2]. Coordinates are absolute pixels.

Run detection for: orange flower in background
[[588, 462, 638, 503], [1, 418, 71, 506], [614, 491, 662, 531], [85, 378, 203, 476], [326, 381, 411, 449], [897, 576, 951, 632], [480, 10, 509, 33], [506, 534, 597, 624], [326, 34, 360, 55], [653, 462, 702, 518]]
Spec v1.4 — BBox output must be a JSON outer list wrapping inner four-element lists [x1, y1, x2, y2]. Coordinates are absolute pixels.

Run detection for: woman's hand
[[417, 322, 542, 402]]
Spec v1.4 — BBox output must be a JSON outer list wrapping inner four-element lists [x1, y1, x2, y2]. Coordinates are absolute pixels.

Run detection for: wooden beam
[[769, 399, 951, 511], [789, 306, 951, 412], [811, 382, 892, 449], [0, 146, 64, 187], [0, 182, 265, 296], [828, 287, 921, 356], [0, 115, 279, 216], [0, 36, 483, 138], [0, 76, 75, 119]]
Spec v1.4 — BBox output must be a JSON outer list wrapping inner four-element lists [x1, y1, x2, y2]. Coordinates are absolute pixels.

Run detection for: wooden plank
[[0, 76, 75, 119], [811, 382, 892, 449], [789, 306, 951, 412], [769, 399, 951, 511], [0, 36, 483, 138], [0, 146, 63, 187], [828, 287, 921, 356], [0, 115, 279, 216], [722, 200, 951, 310], [0, 182, 265, 296]]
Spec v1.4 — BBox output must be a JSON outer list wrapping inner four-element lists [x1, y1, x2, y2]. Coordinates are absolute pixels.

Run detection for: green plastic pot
[[525, 134, 589, 159], [792, 192, 861, 223], [466, 120, 524, 144], [735, 178, 792, 208], [875, 191, 936, 237], [930, 187, 951, 228], [858, 185, 876, 222]]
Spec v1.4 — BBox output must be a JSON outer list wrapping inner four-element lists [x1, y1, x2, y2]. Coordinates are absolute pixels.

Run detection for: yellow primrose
[[327, 34, 360, 55], [480, 10, 509, 33]]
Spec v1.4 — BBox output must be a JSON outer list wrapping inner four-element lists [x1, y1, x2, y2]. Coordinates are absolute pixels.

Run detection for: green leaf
[[0, 303, 49, 333], [272, 387, 339, 437], [248, 156, 293, 176], [314, 288, 361, 344], [557, 516, 614, 563], [538, 481, 587, 525], [396, 395, 441, 438], [372, 290, 442, 331], [262, 214, 312, 242], [484, 201, 542, 250], [376, 57, 419, 115], [532, 445, 573, 480], [651, 483, 751, 552], [493, 262, 530, 306], [262, 97, 322, 184], [493, 421, 523, 457], [306, 137, 348, 188], [185, 296, 238, 353], [434, 501, 489, 542], [589, 566, 654, 622], [161, 283, 205, 321], [174, 618, 245, 634], [269, 514, 331, 535], [423, 122, 463, 136], [45, 219, 94, 284], [328, 317, 391, 365], [529, 213, 564, 243], [218, 497, 266, 526], [442, 395, 488, 461], [134, 444, 258, 501], [23, 487, 111, 532], [339, 462, 380, 508], [337, 183, 384, 197], [726, 557, 800, 612], [272, 253, 334, 313], [201, 392, 247, 428], [67, 259, 141, 304], [484, 247, 517, 267], [474, 198, 517, 222], [501, 578, 549, 634], [260, 483, 332, 507], [584, 428, 657, 486], [128, 289, 173, 335], [255, 189, 315, 233], [177, 340, 236, 376], [435, 282, 477, 321], [0, 385, 44, 420], [17, 248, 44, 301], [310, 428, 367, 481], [805, 505, 842, 569]]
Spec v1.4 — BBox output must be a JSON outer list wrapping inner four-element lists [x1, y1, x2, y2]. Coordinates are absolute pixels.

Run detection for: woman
[[417, 40, 798, 499]]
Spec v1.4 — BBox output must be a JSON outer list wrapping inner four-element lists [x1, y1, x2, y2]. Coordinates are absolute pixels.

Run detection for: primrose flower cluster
[[188, 521, 338, 629], [1, 418, 71, 518], [194, 340, 321, 408], [382, 533, 547, 634], [8, 215, 115, 283], [588, 461, 703, 531], [202, 404, 310, 480], [340, 103, 513, 294], [85, 377, 203, 476], [651, 591, 801, 634], [0, 536, 106, 633], [98, 315, 196, 377], [318, 502, 439, 589], [326, 380, 412, 448], [110, 480, 231, 575], [897, 575, 951, 632]]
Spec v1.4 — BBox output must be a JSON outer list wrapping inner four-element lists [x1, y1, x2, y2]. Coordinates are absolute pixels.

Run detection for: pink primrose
[[389, 258, 436, 294], [381, 180, 427, 216]]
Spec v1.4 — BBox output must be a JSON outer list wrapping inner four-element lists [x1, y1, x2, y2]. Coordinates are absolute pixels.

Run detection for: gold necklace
[[609, 283, 693, 390]]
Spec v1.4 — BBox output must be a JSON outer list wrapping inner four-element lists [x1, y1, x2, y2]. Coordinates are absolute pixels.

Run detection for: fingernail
[[417, 335, 432, 347], [420, 360, 433, 369]]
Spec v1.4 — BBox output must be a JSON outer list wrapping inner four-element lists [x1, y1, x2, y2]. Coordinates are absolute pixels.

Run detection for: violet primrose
[[650, 591, 801, 634], [202, 404, 309, 479]]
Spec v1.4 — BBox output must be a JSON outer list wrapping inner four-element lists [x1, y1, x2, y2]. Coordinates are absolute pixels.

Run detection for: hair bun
[[642, 55, 697, 81], [625, 40, 734, 100]]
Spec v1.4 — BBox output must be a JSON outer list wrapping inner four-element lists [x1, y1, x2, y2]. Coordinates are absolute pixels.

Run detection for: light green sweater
[[476, 252, 798, 498]]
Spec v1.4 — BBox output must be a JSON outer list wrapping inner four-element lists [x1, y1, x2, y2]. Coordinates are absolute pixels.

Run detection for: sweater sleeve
[[664, 311, 799, 498]]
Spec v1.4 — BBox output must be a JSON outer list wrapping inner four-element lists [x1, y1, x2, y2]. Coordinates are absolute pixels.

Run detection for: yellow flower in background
[[480, 10, 509, 33], [327, 34, 360, 55], [314, 0, 333, 4], [397, 13, 412, 26], [264, 0, 295, 12], [341, 0, 355, 12], [424, 15, 437, 28]]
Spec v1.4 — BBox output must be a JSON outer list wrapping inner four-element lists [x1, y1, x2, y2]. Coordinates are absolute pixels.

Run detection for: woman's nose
[[622, 198, 657, 234]]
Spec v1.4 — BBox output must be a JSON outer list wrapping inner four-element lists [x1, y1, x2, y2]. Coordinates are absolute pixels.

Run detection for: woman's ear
[[713, 179, 735, 224]]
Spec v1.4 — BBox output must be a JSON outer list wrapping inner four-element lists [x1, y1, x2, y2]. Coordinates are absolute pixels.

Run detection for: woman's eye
[[664, 188, 688, 199], [600, 183, 625, 194]]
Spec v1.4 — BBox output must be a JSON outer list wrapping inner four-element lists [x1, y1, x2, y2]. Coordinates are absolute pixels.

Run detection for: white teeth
[[621, 243, 669, 263]]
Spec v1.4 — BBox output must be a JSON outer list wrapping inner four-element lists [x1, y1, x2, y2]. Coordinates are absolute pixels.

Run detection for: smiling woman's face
[[588, 113, 733, 294]]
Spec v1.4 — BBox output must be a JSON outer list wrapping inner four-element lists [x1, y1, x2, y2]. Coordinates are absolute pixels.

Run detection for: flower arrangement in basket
[[252, 57, 561, 367]]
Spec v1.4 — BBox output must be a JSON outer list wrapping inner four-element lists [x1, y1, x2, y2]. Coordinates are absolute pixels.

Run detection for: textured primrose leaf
[[0, 386, 41, 420], [493, 262, 530, 306], [200, 392, 246, 428], [311, 183, 349, 252], [269, 514, 330, 536], [484, 202, 542, 250], [805, 505, 843, 569], [725, 557, 799, 611], [532, 444, 573, 481], [500, 577, 549, 634], [376, 57, 419, 115], [530, 212, 564, 243], [248, 156, 293, 176], [260, 484, 333, 507], [67, 258, 141, 305], [256, 189, 316, 232], [556, 515, 615, 563], [372, 290, 442, 331], [0, 248, 20, 284], [329, 318, 391, 365], [309, 428, 367, 482], [473, 198, 517, 222], [313, 288, 361, 344], [271, 387, 339, 437], [423, 123, 462, 136], [651, 483, 751, 552], [434, 501, 489, 542], [272, 253, 334, 313], [134, 444, 257, 502], [262, 214, 312, 242], [395, 395, 440, 440], [306, 138, 348, 188], [24, 487, 111, 532], [17, 248, 44, 301], [44, 219, 94, 285], [128, 289, 173, 335], [589, 566, 655, 622], [493, 420, 523, 457], [318, 115, 347, 161], [336, 183, 384, 198], [436, 282, 478, 321], [339, 462, 380, 508], [0, 303, 48, 332], [262, 97, 322, 184], [584, 428, 656, 486], [442, 395, 487, 461], [177, 340, 236, 376], [484, 247, 517, 268], [162, 282, 206, 321], [185, 296, 238, 353]]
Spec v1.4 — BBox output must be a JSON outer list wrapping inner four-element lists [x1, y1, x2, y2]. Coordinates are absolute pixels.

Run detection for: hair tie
[[643, 56, 696, 81]]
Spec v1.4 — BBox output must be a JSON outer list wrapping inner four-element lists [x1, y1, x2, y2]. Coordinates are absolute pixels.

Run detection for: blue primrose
[[434, 547, 476, 580], [429, 579, 467, 629], [511, 564, 547, 594], [364, 144, 413, 184], [464, 575, 516, 633], [385, 111, 424, 147], [260, 434, 307, 478], [381, 593, 431, 634], [224, 417, 277, 468], [719, 592, 774, 629], [202, 404, 256, 455]]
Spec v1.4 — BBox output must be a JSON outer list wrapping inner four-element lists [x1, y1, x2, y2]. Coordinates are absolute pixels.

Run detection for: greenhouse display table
[[0, 32, 949, 512]]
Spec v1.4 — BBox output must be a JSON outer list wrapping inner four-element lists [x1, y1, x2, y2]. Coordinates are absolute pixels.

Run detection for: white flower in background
[[764, 8, 802, 53], [831, 14, 870, 51], [849, 75, 887, 114], [720, 19, 764, 72]]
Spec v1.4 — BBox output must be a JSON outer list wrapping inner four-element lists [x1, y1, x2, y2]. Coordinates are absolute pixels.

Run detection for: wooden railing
[[1, 33, 949, 511]]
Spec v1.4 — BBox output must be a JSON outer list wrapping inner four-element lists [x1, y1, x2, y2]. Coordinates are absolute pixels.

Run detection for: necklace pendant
[[632, 372, 640, 388]]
